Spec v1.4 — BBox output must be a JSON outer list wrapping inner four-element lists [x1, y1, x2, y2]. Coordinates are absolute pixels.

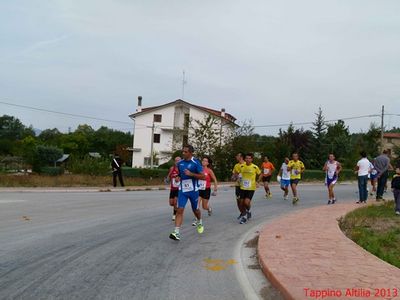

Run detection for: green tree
[[29, 145, 63, 172], [310, 107, 327, 168], [325, 120, 352, 166], [188, 115, 221, 158]]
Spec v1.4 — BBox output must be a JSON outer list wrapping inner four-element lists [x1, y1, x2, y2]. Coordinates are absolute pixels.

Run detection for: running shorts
[[290, 179, 300, 185], [169, 189, 179, 199], [240, 189, 255, 200], [262, 176, 272, 183], [177, 190, 200, 211], [199, 188, 211, 200], [326, 175, 338, 186], [280, 179, 290, 188]]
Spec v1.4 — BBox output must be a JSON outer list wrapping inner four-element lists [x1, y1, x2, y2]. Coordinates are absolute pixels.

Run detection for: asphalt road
[[0, 184, 360, 300]]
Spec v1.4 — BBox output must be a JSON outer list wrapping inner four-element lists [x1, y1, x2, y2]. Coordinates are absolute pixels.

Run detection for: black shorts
[[290, 179, 300, 185], [169, 189, 179, 199], [262, 176, 272, 183], [235, 186, 241, 198], [240, 189, 255, 200], [199, 188, 211, 200]]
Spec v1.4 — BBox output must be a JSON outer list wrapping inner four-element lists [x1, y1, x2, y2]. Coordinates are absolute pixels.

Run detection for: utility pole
[[380, 105, 384, 151], [150, 121, 155, 169], [182, 70, 186, 99]]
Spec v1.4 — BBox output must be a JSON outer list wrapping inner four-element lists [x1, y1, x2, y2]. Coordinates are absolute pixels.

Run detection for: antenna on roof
[[182, 70, 187, 99]]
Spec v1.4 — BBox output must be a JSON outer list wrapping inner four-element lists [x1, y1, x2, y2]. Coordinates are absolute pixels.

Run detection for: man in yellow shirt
[[239, 153, 261, 224], [287, 152, 305, 205]]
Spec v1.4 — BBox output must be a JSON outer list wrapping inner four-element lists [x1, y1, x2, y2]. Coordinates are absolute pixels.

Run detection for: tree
[[325, 120, 351, 167], [0, 115, 35, 155], [310, 107, 327, 168], [188, 115, 221, 158], [29, 145, 63, 172]]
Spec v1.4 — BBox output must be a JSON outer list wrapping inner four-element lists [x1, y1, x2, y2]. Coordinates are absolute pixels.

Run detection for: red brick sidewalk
[[258, 203, 400, 300]]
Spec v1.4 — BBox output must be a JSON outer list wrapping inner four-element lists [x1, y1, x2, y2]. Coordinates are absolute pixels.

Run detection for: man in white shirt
[[277, 157, 291, 200], [355, 151, 371, 203]]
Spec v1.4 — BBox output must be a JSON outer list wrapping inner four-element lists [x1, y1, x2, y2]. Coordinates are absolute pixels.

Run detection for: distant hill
[[34, 128, 42, 136]]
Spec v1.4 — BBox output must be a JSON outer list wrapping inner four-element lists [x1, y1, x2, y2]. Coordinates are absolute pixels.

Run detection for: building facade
[[382, 133, 400, 158], [129, 98, 237, 168]]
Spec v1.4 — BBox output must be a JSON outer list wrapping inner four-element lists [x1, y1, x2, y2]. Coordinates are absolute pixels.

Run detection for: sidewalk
[[258, 203, 400, 300]]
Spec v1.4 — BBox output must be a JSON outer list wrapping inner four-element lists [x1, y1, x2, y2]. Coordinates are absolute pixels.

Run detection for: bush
[[68, 155, 110, 176], [122, 167, 168, 179], [40, 166, 64, 176]]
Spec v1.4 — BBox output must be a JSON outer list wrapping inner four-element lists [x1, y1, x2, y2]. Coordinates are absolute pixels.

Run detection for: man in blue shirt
[[169, 145, 206, 241]]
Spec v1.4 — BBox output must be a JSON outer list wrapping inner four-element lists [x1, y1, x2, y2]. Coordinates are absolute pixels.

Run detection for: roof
[[129, 99, 237, 125], [383, 133, 400, 139], [56, 154, 70, 163]]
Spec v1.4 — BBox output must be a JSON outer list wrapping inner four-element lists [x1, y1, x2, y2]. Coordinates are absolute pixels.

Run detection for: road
[[0, 184, 359, 300]]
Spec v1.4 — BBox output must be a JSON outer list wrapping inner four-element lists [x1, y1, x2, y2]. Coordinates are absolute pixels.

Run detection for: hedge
[[40, 167, 64, 176], [122, 167, 169, 179]]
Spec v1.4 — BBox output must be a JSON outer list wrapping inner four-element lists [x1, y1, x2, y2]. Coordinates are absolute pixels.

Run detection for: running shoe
[[172, 214, 176, 221], [246, 211, 252, 220], [283, 195, 288, 200], [292, 197, 299, 205], [237, 213, 243, 220], [395, 211, 400, 215], [268, 192, 272, 198], [332, 199, 336, 204], [197, 223, 204, 234], [192, 218, 198, 226], [208, 207, 212, 216], [169, 231, 180, 241], [327, 200, 331, 205], [239, 216, 247, 224]]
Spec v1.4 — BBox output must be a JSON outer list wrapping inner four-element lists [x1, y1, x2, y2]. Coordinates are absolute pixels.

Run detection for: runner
[[166, 156, 181, 221], [231, 152, 245, 219], [323, 154, 342, 205], [260, 156, 275, 198], [198, 156, 218, 216], [238, 153, 261, 224], [169, 145, 205, 241], [277, 157, 291, 200], [287, 152, 305, 205]]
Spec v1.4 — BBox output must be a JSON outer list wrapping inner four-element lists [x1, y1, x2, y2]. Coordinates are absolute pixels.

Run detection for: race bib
[[242, 179, 251, 189], [291, 169, 299, 175], [263, 168, 270, 175], [182, 179, 194, 193], [328, 170, 335, 179], [198, 180, 206, 190], [371, 169, 377, 175], [172, 178, 180, 188]]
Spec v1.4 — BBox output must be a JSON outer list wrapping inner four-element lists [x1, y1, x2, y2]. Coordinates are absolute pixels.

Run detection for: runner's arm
[[209, 169, 218, 191]]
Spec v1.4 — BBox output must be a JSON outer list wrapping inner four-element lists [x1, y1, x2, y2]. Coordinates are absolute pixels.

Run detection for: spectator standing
[[355, 151, 370, 204], [111, 154, 124, 187]]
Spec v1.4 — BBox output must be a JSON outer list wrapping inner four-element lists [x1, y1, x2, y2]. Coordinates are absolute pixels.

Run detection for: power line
[[0, 100, 133, 125]]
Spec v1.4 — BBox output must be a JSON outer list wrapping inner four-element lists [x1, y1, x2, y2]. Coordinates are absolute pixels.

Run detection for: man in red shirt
[[260, 156, 275, 198]]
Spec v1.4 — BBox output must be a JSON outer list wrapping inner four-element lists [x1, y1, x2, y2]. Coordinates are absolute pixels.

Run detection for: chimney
[[221, 108, 226, 118], [136, 96, 142, 113]]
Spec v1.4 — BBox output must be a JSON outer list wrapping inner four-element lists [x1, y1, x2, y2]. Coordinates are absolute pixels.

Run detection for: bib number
[[198, 180, 206, 190], [182, 179, 194, 193], [242, 180, 251, 189], [263, 168, 270, 175], [292, 169, 299, 175], [172, 178, 180, 188], [328, 171, 335, 179]]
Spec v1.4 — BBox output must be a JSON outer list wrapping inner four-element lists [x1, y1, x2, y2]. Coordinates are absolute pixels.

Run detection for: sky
[[1, 0, 399, 136]]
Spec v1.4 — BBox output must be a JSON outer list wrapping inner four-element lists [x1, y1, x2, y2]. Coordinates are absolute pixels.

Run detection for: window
[[184, 113, 190, 129], [182, 135, 188, 146], [153, 114, 162, 123], [144, 157, 151, 166], [153, 134, 161, 143], [387, 138, 393, 144], [144, 157, 159, 166]]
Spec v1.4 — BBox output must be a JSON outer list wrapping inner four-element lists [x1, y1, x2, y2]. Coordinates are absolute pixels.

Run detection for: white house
[[129, 98, 238, 168]]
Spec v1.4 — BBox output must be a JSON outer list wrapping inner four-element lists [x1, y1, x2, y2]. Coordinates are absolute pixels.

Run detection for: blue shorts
[[370, 173, 378, 180], [177, 190, 200, 211], [326, 175, 338, 186], [280, 179, 290, 188]]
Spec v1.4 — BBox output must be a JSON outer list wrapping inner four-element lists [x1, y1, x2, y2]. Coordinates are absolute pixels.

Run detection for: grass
[[0, 174, 164, 187], [339, 201, 400, 268]]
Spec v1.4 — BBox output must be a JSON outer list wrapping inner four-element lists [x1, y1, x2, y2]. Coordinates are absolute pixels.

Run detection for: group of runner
[[166, 145, 328, 241], [166, 145, 399, 241]]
